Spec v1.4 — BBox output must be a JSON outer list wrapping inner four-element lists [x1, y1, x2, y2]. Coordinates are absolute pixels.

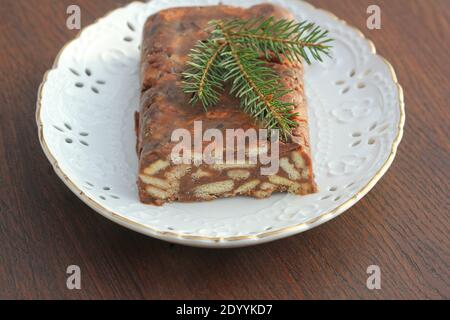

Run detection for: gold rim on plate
[[35, 0, 405, 245]]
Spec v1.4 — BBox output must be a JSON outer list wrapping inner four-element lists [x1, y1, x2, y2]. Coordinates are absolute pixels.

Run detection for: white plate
[[36, 0, 405, 248]]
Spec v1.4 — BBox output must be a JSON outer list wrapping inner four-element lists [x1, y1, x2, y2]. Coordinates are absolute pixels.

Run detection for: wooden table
[[0, 0, 448, 300]]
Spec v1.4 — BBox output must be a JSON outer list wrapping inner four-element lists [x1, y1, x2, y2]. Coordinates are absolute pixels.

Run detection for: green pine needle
[[223, 17, 333, 64], [182, 16, 333, 139], [182, 40, 227, 109], [222, 44, 299, 139]]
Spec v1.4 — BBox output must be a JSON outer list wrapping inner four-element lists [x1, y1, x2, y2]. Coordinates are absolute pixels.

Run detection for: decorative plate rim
[[36, 0, 405, 247]]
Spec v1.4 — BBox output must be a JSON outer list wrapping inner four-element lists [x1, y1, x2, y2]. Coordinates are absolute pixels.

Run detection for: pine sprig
[[182, 16, 333, 139], [182, 40, 227, 108], [222, 37, 299, 139], [223, 17, 332, 64]]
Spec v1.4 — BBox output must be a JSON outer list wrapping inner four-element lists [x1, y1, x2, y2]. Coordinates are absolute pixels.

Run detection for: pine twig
[[223, 17, 333, 64], [182, 40, 227, 108], [221, 29, 298, 139], [182, 16, 333, 138]]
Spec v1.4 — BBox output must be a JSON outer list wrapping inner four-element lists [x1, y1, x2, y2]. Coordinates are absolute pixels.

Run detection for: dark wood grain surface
[[0, 0, 449, 300]]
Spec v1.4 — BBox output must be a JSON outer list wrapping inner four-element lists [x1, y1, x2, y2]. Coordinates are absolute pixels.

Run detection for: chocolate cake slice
[[136, 4, 317, 205]]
